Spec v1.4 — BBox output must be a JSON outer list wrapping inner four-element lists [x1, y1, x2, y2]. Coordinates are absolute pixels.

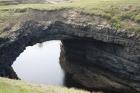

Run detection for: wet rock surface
[[0, 9, 140, 93]]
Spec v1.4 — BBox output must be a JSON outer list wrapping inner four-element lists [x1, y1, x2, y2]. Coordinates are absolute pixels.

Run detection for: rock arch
[[0, 13, 140, 93]]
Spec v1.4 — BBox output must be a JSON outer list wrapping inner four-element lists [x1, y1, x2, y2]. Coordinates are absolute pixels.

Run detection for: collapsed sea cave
[[0, 20, 140, 93]]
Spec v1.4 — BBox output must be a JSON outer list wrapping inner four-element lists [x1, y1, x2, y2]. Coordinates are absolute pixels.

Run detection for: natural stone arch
[[0, 20, 140, 93]]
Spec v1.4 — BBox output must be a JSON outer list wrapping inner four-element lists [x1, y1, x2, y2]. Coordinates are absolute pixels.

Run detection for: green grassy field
[[0, 77, 91, 93], [0, 0, 140, 31]]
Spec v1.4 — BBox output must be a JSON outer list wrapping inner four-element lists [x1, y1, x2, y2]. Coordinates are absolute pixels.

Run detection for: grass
[[0, 77, 90, 93], [0, 0, 140, 31]]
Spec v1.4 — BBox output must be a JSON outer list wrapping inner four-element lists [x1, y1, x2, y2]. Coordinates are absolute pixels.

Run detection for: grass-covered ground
[[0, 77, 91, 93], [0, 0, 140, 31]]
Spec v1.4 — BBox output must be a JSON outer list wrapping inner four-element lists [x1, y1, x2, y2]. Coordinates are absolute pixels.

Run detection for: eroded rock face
[[60, 39, 140, 93], [0, 9, 140, 93], [0, 65, 18, 79]]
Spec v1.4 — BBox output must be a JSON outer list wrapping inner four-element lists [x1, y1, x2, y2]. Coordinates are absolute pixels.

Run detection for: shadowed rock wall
[[60, 39, 140, 93]]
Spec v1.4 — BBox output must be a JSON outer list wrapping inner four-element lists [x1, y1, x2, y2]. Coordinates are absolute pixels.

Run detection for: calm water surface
[[12, 40, 64, 86]]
